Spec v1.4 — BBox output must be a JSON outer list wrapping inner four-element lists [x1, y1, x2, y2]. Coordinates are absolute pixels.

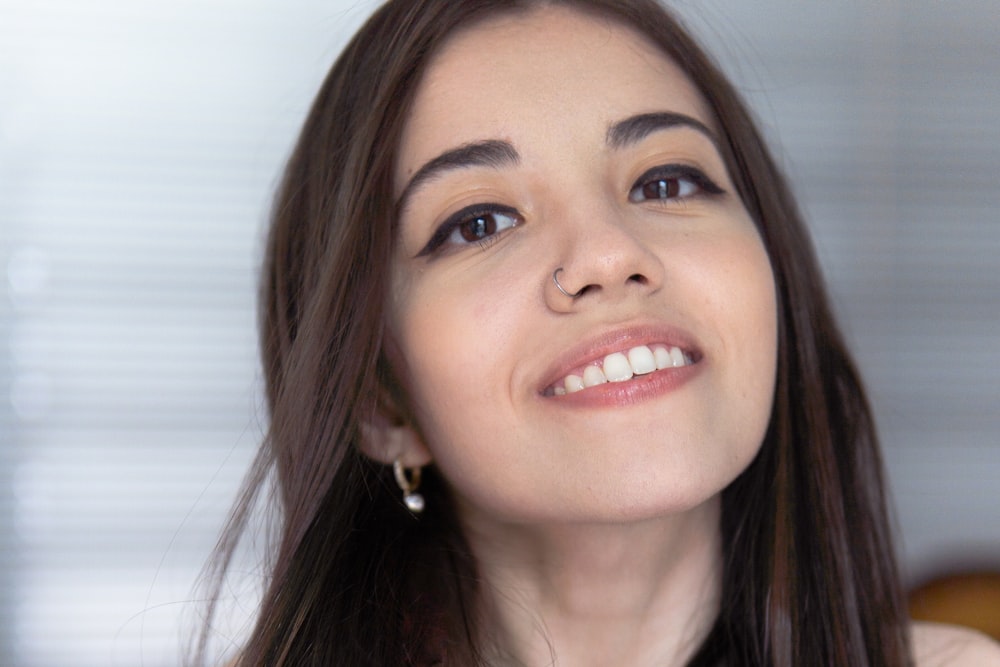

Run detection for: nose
[[545, 205, 665, 312]]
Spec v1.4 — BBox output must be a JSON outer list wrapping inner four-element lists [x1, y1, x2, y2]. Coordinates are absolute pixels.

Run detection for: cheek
[[682, 223, 777, 431], [389, 270, 529, 442], [729, 239, 777, 352], [722, 232, 778, 436], [672, 243, 773, 365]]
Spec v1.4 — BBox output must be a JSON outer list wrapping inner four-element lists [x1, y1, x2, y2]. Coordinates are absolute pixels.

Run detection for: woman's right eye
[[417, 204, 522, 257]]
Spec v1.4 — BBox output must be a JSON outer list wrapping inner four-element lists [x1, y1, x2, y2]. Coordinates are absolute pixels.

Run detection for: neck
[[460, 498, 723, 667]]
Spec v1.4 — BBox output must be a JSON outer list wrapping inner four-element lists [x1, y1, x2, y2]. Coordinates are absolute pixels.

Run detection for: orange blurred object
[[909, 571, 1000, 641]]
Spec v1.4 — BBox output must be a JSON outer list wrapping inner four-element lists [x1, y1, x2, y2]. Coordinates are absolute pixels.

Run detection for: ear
[[359, 412, 433, 467], [361, 338, 433, 466]]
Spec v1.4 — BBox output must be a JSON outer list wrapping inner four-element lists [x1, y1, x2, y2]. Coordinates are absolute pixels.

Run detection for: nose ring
[[552, 268, 583, 298]]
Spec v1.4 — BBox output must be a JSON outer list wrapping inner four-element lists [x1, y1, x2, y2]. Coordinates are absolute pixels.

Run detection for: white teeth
[[582, 365, 608, 387], [628, 345, 656, 375], [554, 343, 694, 395], [602, 352, 633, 382], [653, 345, 672, 369], [564, 374, 584, 393]]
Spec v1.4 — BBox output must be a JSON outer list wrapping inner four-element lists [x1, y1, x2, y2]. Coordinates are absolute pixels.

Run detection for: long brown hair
[[195, 1, 911, 664]]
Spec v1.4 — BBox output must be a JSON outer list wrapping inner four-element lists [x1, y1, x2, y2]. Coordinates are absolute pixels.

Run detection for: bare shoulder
[[912, 621, 1000, 666]]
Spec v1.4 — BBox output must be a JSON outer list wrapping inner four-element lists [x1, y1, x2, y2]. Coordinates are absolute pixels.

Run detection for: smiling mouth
[[542, 344, 698, 397]]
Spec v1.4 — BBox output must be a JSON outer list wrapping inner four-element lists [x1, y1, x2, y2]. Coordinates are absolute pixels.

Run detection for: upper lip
[[536, 321, 702, 393]]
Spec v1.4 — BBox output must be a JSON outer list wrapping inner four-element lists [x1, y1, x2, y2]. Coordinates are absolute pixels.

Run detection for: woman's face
[[387, 7, 777, 524]]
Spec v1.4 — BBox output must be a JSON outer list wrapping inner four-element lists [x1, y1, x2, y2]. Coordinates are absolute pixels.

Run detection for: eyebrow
[[606, 111, 718, 149], [395, 139, 520, 213], [395, 111, 718, 213]]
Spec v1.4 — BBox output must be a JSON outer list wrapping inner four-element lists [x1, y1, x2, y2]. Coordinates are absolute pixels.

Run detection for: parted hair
[[195, 1, 911, 664]]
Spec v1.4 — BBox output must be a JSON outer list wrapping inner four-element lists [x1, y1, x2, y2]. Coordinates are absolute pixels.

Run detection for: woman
[[198, 0, 1000, 664]]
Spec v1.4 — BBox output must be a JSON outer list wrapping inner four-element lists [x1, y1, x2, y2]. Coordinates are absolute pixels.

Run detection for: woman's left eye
[[627, 164, 723, 203]]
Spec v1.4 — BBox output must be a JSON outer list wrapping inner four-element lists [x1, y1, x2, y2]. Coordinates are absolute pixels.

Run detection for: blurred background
[[0, 0, 997, 664]]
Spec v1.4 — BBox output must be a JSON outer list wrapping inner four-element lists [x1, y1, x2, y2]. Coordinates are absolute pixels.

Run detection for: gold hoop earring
[[393, 459, 425, 513]]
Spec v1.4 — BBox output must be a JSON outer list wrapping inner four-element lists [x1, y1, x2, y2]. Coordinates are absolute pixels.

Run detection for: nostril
[[628, 273, 647, 285]]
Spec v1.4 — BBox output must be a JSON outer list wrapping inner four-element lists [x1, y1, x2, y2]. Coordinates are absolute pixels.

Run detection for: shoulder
[[912, 621, 1000, 666]]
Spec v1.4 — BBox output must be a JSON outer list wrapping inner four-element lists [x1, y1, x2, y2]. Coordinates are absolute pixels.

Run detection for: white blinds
[[0, 2, 376, 665], [1, 1, 998, 665]]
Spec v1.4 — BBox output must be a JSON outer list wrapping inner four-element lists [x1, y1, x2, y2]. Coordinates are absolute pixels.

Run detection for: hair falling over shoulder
[[193, 1, 913, 665]]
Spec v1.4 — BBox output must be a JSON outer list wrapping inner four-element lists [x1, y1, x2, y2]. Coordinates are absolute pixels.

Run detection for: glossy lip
[[550, 362, 702, 408], [536, 323, 703, 400]]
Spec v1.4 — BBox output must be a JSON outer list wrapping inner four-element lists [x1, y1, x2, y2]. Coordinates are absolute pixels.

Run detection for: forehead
[[395, 5, 714, 186]]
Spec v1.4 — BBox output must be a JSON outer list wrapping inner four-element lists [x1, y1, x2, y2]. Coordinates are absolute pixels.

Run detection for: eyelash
[[416, 203, 523, 257], [628, 163, 724, 203], [416, 164, 724, 257]]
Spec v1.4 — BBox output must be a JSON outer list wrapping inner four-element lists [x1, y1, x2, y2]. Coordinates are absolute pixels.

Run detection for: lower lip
[[545, 362, 701, 409]]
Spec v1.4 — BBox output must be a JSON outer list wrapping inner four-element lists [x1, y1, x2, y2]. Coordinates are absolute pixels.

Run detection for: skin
[[389, 7, 776, 530], [913, 623, 1000, 667], [366, 5, 1000, 666]]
